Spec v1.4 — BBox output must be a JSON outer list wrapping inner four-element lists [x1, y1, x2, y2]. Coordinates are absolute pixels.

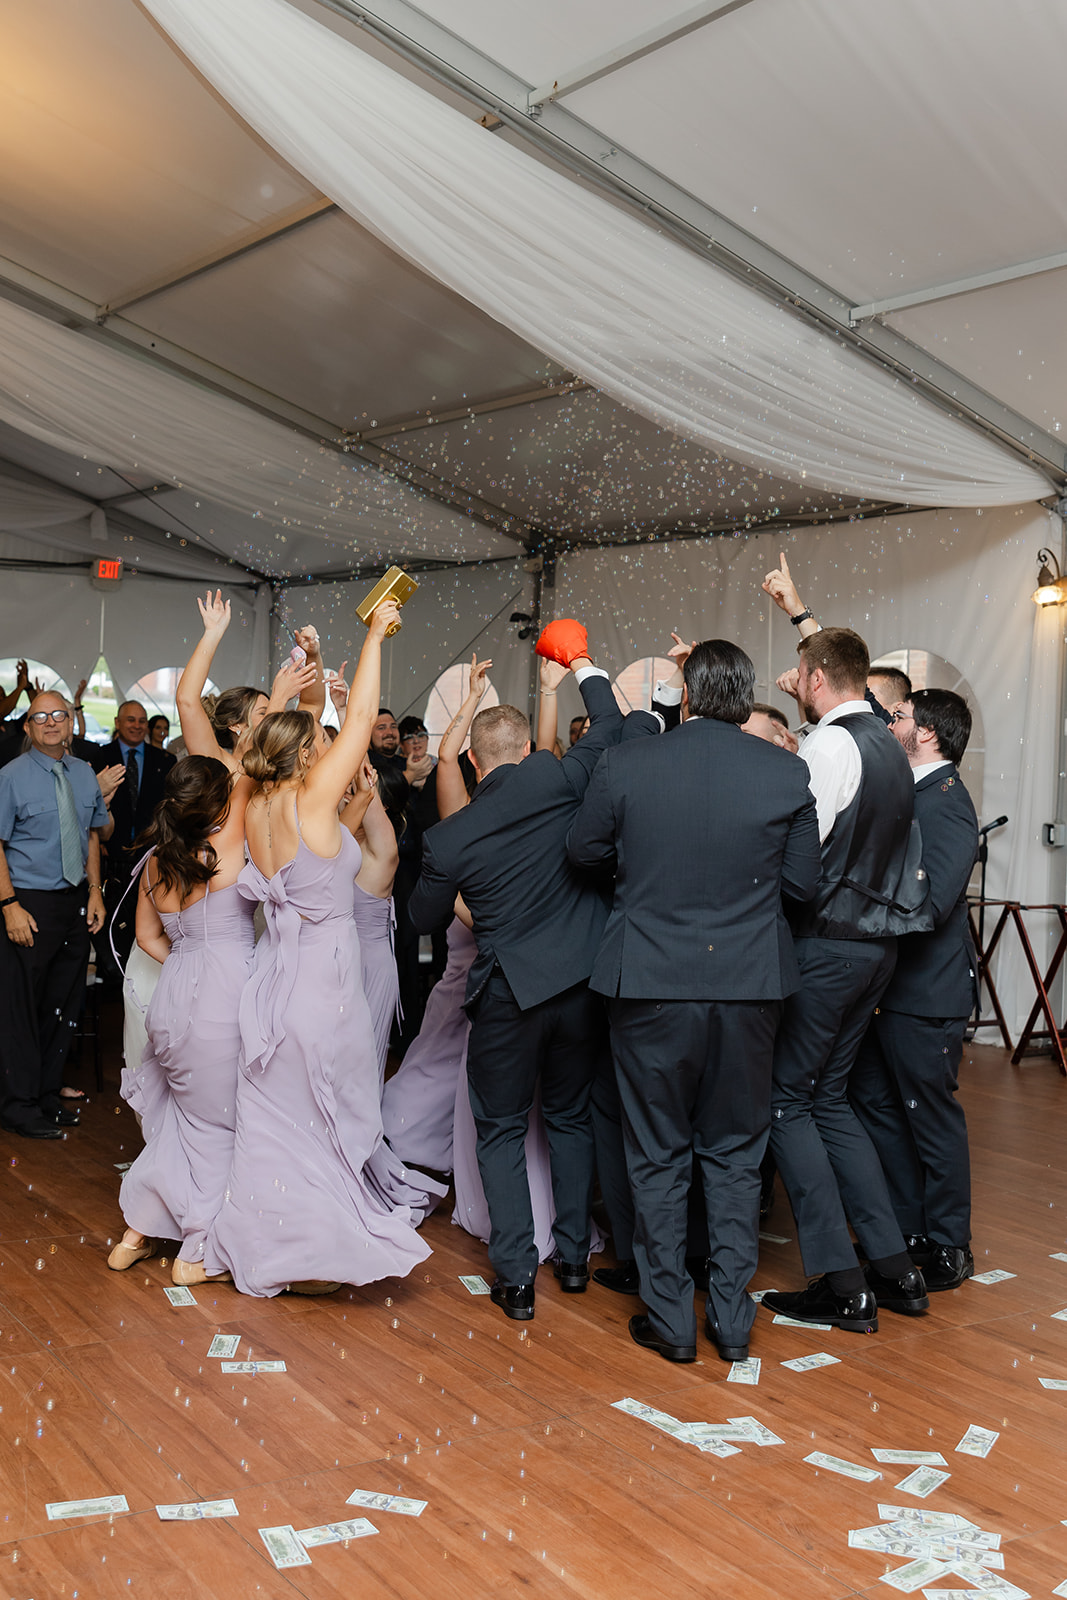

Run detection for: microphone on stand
[[976, 816, 1008, 952], [979, 815, 1009, 837]]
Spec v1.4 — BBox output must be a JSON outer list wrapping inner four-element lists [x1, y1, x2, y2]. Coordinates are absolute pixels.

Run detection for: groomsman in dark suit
[[410, 621, 657, 1321], [849, 689, 979, 1291], [569, 640, 822, 1363], [90, 700, 175, 979]]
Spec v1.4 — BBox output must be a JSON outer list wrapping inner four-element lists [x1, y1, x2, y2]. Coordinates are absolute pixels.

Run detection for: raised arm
[[72, 678, 88, 740], [176, 591, 233, 761], [762, 552, 820, 638], [293, 626, 326, 720], [536, 657, 567, 752], [437, 653, 491, 819], [301, 599, 399, 819], [353, 786, 400, 900]]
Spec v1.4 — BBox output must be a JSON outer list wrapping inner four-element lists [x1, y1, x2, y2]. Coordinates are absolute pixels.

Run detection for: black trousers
[[466, 971, 602, 1284], [97, 859, 137, 985], [769, 936, 905, 1276], [610, 996, 779, 1348], [0, 886, 89, 1127], [391, 866, 426, 1057], [850, 1009, 972, 1247]]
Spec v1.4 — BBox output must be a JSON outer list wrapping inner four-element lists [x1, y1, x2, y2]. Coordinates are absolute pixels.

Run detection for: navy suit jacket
[[409, 675, 655, 1011], [567, 716, 821, 1001], [90, 739, 175, 853], [880, 764, 979, 1019]]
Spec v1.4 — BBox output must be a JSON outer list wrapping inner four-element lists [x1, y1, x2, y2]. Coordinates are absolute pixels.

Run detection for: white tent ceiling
[[2, 0, 1063, 589]]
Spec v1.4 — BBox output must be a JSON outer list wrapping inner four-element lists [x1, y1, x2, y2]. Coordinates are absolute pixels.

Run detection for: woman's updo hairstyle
[[244, 709, 317, 787], [138, 755, 231, 903], [211, 686, 263, 751]]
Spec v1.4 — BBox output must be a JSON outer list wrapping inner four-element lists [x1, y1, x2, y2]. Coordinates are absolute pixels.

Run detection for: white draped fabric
[[143, 0, 1049, 509], [0, 301, 512, 570], [0, 472, 94, 531]]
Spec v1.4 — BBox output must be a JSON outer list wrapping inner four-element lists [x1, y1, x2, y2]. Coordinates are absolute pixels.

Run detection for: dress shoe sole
[[556, 1279, 588, 1294], [15, 1127, 62, 1140], [924, 1274, 972, 1293], [876, 1294, 930, 1315], [592, 1273, 641, 1295], [491, 1299, 535, 1321]]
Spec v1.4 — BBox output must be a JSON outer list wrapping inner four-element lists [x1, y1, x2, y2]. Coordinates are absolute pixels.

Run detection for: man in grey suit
[[568, 640, 821, 1363]]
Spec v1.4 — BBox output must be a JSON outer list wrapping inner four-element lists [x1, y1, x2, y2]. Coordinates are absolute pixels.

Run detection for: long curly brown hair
[[137, 755, 232, 903]]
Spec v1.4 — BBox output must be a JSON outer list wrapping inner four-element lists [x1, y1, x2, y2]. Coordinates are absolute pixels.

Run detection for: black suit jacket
[[567, 717, 821, 1001], [880, 765, 978, 1019], [410, 674, 654, 1010], [91, 740, 175, 855]]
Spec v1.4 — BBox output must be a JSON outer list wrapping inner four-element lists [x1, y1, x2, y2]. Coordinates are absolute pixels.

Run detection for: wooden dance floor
[[1, 1024, 1066, 1599]]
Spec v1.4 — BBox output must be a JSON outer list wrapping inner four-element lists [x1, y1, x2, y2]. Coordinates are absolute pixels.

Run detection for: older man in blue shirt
[[0, 691, 110, 1138]]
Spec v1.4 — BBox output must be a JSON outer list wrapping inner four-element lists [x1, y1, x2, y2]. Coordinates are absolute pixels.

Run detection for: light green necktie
[[51, 761, 84, 887]]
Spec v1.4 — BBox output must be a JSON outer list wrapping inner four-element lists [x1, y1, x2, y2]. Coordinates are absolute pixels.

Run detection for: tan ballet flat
[[287, 1280, 342, 1295], [107, 1234, 157, 1271], [172, 1257, 233, 1287]]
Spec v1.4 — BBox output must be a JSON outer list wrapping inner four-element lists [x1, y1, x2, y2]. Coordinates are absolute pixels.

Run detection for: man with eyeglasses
[[0, 692, 111, 1138]]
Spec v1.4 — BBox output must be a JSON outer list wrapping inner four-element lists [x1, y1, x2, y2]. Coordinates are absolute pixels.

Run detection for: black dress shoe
[[48, 1108, 80, 1128], [704, 1315, 749, 1363], [628, 1313, 696, 1363], [762, 1276, 878, 1333], [490, 1280, 535, 1321], [12, 1119, 63, 1141], [552, 1259, 589, 1293], [685, 1255, 711, 1293], [593, 1260, 640, 1295], [863, 1264, 929, 1315], [922, 1245, 974, 1292]]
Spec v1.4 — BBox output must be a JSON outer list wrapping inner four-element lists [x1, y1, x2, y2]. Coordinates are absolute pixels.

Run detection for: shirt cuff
[[654, 681, 683, 705], [573, 665, 609, 686]]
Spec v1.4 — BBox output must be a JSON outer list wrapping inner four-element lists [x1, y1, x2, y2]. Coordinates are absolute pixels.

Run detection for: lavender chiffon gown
[[382, 920, 590, 1262], [352, 883, 398, 1088], [205, 820, 443, 1296], [119, 883, 254, 1263]]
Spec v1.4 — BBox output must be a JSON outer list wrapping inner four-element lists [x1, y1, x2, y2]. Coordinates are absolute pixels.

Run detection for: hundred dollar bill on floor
[[748, 1289, 774, 1302], [345, 1490, 426, 1516], [726, 1358, 761, 1384], [879, 1557, 955, 1591], [970, 1270, 1016, 1285], [295, 1518, 378, 1546], [728, 1415, 783, 1445], [258, 1524, 312, 1568], [676, 1429, 742, 1457], [896, 1466, 951, 1497], [207, 1334, 241, 1358], [113, 1161, 132, 1172], [47, 1495, 129, 1520], [878, 1506, 976, 1531], [803, 1451, 881, 1482], [955, 1424, 998, 1458], [773, 1314, 834, 1330], [163, 1286, 197, 1307], [459, 1274, 490, 1294], [920, 1591, 1028, 1600], [872, 1450, 948, 1465], [220, 1360, 287, 1373], [960, 1580, 1031, 1599], [611, 1398, 690, 1439], [1052, 1309, 1067, 1322], [1050, 1252, 1067, 1263], [1039, 1377, 1067, 1389], [156, 1500, 238, 1519], [942, 1551, 1004, 1572], [1051, 1581, 1067, 1597], [781, 1352, 840, 1372]]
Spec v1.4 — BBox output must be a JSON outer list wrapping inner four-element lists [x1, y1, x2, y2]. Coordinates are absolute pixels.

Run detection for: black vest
[[792, 712, 933, 941]]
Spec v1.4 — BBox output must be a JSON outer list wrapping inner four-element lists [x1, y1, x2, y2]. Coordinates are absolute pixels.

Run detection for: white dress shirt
[[799, 698, 872, 843], [910, 758, 951, 785]]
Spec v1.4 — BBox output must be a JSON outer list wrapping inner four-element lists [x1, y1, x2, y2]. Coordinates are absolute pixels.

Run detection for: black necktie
[[125, 748, 140, 819]]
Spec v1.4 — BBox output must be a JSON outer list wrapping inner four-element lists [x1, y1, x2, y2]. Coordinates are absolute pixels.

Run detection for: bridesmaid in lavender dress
[[205, 600, 443, 1297], [107, 755, 255, 1280], [343, 760, 400, 1088]]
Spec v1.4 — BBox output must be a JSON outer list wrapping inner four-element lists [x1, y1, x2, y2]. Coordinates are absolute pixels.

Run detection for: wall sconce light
[[1032, 548, 1067, 606]]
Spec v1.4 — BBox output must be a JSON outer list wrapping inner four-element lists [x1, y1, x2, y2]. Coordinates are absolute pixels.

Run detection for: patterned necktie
[[51, 761, 84, 887], [125, 747, 140, 810]]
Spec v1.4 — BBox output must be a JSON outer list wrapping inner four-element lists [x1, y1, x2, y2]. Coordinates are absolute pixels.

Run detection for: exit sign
[[91, 556, 124, 590]]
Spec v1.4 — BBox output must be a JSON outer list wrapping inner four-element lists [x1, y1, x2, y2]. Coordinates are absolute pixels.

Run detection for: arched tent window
[[423, 663, 500, 756], [870, 649, 985, 812], [127, 667, 219, 733], [612, 657, 675, 715]]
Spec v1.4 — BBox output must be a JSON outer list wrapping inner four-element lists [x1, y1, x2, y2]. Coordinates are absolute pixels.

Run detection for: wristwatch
[[789, 609, 813, 627]]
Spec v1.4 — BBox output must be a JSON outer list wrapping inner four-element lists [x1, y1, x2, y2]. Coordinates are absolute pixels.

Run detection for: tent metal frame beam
[[313, 0, 1067, 484], [359, 378, 589, 440], [0, 252, 534, 546], [101, 197, 339, 315], [851, 249, 1067, 323], [527, 0, 758, 106]]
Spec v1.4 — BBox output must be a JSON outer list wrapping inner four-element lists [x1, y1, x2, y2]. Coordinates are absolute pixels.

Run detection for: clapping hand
[[96, 763, 125, 804], [74, 677, 88, 704], [197, 589, 231, 636]]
